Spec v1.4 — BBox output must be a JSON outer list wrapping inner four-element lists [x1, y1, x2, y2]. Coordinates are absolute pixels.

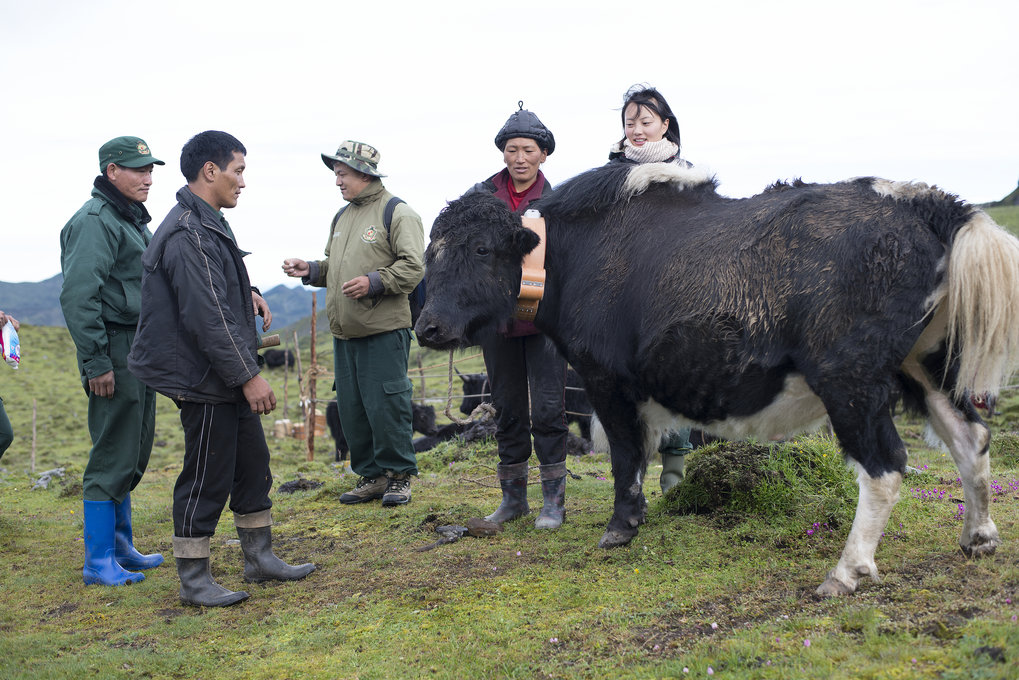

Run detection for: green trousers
[[333, 330, 417, 478], [660, 428, 692, 456], [82, 327, 156, 502]]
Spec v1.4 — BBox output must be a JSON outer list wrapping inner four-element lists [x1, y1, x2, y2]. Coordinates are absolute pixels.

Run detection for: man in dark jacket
[[463, 104, 570, 531], [129, 131, 314, 607], [60, 136, 165, 587]]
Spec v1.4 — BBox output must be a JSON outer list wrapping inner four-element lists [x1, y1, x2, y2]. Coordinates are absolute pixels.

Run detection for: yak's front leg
[[818, 465, 901, 596], [818, 398, 906, 596], [593, 397, 653, 548]]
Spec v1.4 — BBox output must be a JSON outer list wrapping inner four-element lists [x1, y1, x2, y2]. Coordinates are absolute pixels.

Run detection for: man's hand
[[282, 258, 310, 278], [341, 275, 371, 299], [89, 370, 116, 399], [252, 291, 272, 331], [0, 310, 19, 331], [242, 375, 276, 415]]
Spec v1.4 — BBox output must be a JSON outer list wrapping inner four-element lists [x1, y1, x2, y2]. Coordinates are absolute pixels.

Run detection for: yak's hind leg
[[818, 394, 906, 597], [906, 362, 999, 558]]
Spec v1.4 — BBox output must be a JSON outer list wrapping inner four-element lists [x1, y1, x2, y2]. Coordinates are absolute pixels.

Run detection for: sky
[[2, 0, 1017, 290]]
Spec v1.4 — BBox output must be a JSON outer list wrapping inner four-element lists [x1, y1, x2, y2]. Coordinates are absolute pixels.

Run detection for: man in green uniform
[[60, 136, 165, 587], [282, 141, 424, 506]]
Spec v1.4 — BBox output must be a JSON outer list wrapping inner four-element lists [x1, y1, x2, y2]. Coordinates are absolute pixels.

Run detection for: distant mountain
[[0, 274, 65, 326], [260, 284, 327, 331], [0, 275, 325, 330], [992, 181, 1019, 207]]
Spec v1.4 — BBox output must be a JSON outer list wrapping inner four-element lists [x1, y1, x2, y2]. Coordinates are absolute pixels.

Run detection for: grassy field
[[2, 204, 1019, 680]]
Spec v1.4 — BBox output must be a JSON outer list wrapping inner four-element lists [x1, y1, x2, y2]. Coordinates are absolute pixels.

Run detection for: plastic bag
[[1, 320, 20, 369]]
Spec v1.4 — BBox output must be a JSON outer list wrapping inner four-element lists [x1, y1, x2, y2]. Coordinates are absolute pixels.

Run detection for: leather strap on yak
[[515, 213, 547, 321]]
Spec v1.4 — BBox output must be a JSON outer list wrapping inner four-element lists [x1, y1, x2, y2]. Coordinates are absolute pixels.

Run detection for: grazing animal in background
[[458, 368, 594, 440], [326, 401, 438, 461], [415, 162, 1019, 596], [262, 349, 295, 368]]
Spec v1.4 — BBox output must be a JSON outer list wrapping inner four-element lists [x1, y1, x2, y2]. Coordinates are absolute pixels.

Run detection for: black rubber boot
[[176, 557, 249, 607], [485, 462, 530, 524], [237, 525, 316, 583], [535, 462, 567, 530]]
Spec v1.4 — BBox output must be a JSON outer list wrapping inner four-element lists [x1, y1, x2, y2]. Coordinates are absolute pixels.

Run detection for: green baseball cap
[[321, 140, 385, 177], [98, 136, 165, 171]]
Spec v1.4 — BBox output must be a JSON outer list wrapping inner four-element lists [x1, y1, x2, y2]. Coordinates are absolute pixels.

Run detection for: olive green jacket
[[59, 178, 152, 379], [306, 180, 424, 339]]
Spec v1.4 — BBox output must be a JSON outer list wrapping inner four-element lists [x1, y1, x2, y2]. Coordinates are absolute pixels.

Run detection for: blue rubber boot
[[83, 500, 144, 586], [114, 494, 164, 570]]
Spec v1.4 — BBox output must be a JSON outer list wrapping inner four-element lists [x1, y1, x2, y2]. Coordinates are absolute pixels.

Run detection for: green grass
[[1, 326, 1018, 679], [986, 204, 1019, 233]]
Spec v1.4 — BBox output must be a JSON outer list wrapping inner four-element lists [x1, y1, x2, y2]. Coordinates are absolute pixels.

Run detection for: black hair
[[618, 84, 681, 150], [180, 130, 247, 182]]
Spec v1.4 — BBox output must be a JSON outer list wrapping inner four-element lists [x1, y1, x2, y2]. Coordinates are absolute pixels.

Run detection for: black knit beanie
[[494, 101, 555, 155]]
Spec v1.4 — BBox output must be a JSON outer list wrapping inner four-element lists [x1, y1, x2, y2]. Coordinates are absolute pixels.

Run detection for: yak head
[[415, 192, 540, 349]]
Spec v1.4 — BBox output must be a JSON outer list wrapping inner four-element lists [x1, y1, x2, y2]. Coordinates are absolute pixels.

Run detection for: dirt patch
[[43, 602, 79, 620], [277, 477, 324, 494], [58, 480, 83, 499], [155, 608, 186, 622]]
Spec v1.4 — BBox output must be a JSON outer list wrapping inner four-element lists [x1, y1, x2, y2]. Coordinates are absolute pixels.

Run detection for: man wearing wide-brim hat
[[283, 140, 424, 507], [59, 136, 166, 587]]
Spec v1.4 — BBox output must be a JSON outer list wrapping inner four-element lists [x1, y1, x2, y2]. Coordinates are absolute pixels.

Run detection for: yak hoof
[[598, 529, 636, 549], [816, 571, 856, 597], [960, 537, 999, 559]]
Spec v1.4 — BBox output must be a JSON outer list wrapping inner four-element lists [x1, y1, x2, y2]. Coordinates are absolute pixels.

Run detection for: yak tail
[[946, 210, 1019, 397]]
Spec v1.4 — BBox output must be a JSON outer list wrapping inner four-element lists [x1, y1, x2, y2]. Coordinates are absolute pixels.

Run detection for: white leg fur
[[817, 465, 901, 596], [902, 353, 1000, 558], [924, 390, 999, 557]]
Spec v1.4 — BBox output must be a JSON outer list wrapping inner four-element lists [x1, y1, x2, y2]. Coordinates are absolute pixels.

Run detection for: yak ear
[[510, 225, 542, 256]]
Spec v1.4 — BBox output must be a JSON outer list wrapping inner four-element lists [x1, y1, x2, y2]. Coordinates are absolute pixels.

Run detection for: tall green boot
[[659, 428, 692, 494]]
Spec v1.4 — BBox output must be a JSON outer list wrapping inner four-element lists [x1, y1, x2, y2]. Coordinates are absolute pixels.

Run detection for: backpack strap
[[329, 204, 348, 233], [332, 197, 405, 238], [383, 196, 405, 244]]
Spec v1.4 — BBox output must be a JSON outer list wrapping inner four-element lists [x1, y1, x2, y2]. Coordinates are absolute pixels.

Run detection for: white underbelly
[[639, 374, 829, 441]]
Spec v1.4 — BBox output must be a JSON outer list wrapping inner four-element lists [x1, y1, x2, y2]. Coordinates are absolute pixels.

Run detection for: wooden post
[[31, 398, 37, 473], [305, 293, 317, 461], [293, 330, 305, 420], [282, 339, 290, 416]]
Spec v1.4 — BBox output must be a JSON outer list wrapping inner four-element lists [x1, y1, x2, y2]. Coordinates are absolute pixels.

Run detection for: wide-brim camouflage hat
[[321, 140, 385, 177], [99, 136, 165, 171]]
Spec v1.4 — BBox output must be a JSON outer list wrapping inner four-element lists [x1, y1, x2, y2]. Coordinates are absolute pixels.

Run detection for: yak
[[414, 161, 1019, 596]]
